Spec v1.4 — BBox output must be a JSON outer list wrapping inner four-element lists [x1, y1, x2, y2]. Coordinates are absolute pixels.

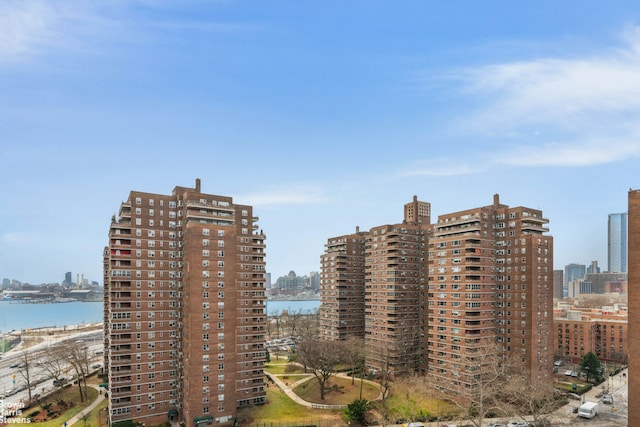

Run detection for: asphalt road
[[0, 329, 103, 406]]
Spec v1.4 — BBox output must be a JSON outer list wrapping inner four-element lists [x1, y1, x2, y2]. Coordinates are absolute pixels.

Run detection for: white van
[[578, 401, 598, 419]]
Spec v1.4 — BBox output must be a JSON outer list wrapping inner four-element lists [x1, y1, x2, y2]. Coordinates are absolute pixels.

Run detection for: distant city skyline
[[1, 1, 640, 284]]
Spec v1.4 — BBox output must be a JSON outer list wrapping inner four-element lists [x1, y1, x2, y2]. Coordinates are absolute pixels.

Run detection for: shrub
[[345, 399, 369, 425]]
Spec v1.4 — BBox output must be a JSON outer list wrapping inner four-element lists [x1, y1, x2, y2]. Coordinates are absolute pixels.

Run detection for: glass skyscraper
[[608, 212, 628, 273], [564, 263, 586, 297]]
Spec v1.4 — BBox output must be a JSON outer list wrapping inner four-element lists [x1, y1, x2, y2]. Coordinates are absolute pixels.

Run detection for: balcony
[[521, 222, 550, 233]]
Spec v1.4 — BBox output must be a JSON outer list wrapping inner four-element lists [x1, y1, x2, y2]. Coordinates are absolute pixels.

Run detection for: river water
[[0, 299, 320, 332]]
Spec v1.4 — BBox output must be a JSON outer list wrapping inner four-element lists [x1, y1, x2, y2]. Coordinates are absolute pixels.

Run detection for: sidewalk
[[64, 384, 106, 426], [265, 366, 383, 410], [265, 371, 318, 407]]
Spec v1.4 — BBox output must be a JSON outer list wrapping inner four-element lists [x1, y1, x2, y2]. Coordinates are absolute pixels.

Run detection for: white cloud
[[0, 1, 258, 64], [0, 1, 111, 63], [456, 42, 640, 133], [399, 159, 484, 177], [427, 26, 640, 169], [1, 232, 35, 245], [0, 1, 56, 61], [496, 139, 640, 167], [238, 184, 329, 207]]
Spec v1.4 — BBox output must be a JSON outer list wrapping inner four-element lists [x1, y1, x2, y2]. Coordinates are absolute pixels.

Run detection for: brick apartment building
[[104, 179, 267, 426], [428, 194, 553, 397], [319, 196, 431, 376], [628, 188, 640, 421], [365, 196, 431, 376], [319, 227, 368, 340], [320, 194, 553, 396], [553, 305, 628, 365]]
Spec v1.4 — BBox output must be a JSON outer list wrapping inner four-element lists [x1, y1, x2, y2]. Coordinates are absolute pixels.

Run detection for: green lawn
[[24, 385, 99, 426], [85, 398, 109, 427], [384, 379, 458, 423], [293, 375, 380, 405], [239, 385, 344, 426], [265, 362, 306, 375]]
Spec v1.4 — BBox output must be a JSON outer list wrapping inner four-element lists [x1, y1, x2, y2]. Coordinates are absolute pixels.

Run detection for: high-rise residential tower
[[319, 227, 368, 340], [628, 189, 640, 421], [365, 196, 431, 376], [319, 195, 553, 399], [608, 212, 628, 273], [104, 179, 267, 426], [427, 194, 553, 397]]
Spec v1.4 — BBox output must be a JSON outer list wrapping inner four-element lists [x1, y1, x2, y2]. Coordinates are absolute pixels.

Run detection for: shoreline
[[1, 322, 103, 356]]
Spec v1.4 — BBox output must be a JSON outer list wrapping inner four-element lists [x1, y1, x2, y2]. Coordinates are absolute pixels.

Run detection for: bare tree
[[499, 366, 557, 426], [296, 309, 320, 339], [38, 343, 71, 397], [395, 323, 424, 376], [265, 313, 274, 338], [16, 350, 40, 402], [284, 308, 305, 337], [445, 339, 511, 427], [343, 337, 366, 386], [296, 336, 344, 400], [270, 314, 283, 339], [370, 348, 394, 427], [67, 340, 91, 402]]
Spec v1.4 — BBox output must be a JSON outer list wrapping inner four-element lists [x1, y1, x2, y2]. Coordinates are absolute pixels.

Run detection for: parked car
[[554, 360, 564, 366], [507, 422, 528, 427], [602, 394, 613, 404]]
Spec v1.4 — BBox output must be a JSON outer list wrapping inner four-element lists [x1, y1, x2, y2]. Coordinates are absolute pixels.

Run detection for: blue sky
[[1, 1, 639, 284]]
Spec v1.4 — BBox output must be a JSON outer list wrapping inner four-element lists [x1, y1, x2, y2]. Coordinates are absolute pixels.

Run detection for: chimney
[[493, 194, 500, 206], [195, 178, 201, 193]]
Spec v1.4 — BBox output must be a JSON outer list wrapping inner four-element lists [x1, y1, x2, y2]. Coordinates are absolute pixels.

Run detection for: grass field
[[22, 384, 99, 427], [238, 385, 345, 426], [293, 375, 380, 405], [265, 362, 306, 375]]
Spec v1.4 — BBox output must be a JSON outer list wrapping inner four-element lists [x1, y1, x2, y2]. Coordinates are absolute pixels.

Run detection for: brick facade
[[104, 179, 266, 426]]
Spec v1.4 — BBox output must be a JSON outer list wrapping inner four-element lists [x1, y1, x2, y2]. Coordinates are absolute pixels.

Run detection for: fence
[[250, 421, 351, 427]]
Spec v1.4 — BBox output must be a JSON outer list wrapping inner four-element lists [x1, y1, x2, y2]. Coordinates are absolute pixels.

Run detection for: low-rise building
[[554, 303, 628, 365]]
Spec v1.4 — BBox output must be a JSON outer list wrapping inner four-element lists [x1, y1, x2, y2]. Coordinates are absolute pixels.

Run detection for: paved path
[[64, 384, 106, 426], [266, 363, 628, 426], [265, 370, 319, 407], [265, 367, 382, 410]]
